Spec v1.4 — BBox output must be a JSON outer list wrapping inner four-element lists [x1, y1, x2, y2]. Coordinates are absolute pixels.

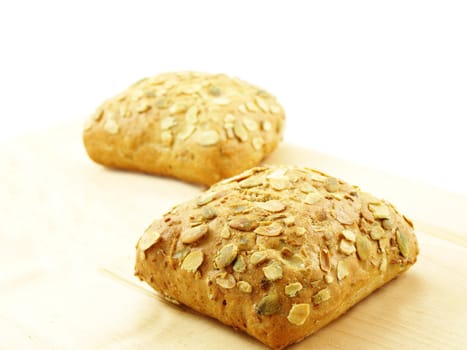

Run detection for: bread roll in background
[[83, 72, 285, 186], [135, 165, 419, 349]]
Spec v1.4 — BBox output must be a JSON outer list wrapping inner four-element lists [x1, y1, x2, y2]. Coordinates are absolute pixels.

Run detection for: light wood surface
[[1, 122, 466, 349]]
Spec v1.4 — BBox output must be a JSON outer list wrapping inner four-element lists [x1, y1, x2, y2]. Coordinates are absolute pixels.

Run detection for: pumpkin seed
[[181, 224, 208, 244], [237, 281, 252, 293], [255, 293, 280, 315], [228, 217, 258, 231], [339, 239, 356, 255], [370, 225, 385, 240], [285, 282, 303, 297], [325, 177, 339, 192], [342, 229, 356, 242], [139, 227, 161, 253], [312, 288, 331, 305], [256, 200, 286, 213], [368, 202, 391, 219], [250, 251, 268, 265], [396, 229, 409, 258], [181, 250, 204, 273], [233, 255, 247, 273], [215, 273, 236, 289], [214, 244, 239, 268], [319, 248, 331, 272], [356, 235, 372, 261], [103, 118, 119, 134], [337, 260, 350, 281], [194, 130, 220, 146], [287, 304, 310, 326], [263, 261, 283, 281]]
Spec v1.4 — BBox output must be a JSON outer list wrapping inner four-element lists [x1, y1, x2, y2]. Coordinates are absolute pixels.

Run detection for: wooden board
[[1, 122, 466, 349]]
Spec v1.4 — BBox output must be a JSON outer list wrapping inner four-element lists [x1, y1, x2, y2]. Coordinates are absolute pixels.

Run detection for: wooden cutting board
[[1, 122, 466, 349]]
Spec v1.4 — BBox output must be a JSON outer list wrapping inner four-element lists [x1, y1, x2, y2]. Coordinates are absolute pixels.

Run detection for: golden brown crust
[[135, 166, 419, 349], [83, 72, 285, 186]]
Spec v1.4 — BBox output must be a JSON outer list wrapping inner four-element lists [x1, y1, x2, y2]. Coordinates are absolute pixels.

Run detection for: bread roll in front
[[135, 166, 419, 349]]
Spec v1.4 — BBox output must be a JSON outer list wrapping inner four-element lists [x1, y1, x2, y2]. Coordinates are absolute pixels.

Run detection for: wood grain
[[1, 122, 466, 349]]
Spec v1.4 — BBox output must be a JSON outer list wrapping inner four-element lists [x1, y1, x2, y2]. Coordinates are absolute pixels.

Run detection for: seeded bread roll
[[83, 72, 285, 186], [135, 166, 419, 349]]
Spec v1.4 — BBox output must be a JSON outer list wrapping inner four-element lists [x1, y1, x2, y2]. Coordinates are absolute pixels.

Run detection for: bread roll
[[83, 72, 285, 186], [135, 166, 418, 349]]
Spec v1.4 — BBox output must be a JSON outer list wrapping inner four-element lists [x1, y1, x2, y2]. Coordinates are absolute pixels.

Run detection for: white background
[[1, 1, 466, 195]]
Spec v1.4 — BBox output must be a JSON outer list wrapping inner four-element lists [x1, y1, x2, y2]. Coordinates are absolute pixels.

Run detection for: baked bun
[[135, 165, 418, 349], [83, 72, 285, 185]]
